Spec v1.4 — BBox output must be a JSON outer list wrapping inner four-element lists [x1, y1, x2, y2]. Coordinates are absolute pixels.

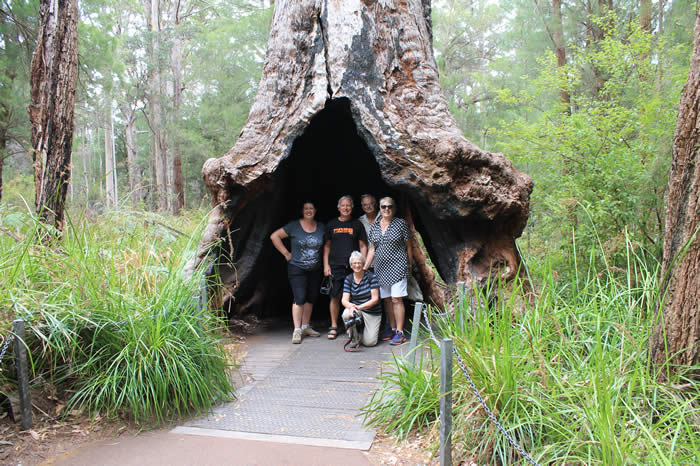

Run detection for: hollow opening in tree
[[222, 98, 427, 319]]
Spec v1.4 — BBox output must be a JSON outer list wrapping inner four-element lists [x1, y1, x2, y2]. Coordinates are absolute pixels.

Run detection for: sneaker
[[302, 326, 320, 337], [381, 327, 395, 341], [390, 331, 406, 345], [292, 329, 303, 344]]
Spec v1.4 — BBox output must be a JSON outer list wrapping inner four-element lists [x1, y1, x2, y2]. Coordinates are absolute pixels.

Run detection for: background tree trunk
[[145, 0, 167, 211], [121, 103, 141, 204], [104, 95, 117, 208], [194, 0, 532, 316], [640, 0, 652, 34], [28, 0, 79, 236], [171, 0, 185, 215], [552, 0, 570, 112], [649, 13, 700, 380]]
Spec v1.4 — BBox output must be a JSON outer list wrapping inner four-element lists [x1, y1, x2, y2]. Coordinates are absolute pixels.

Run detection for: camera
[[344, 312, 364, 331]]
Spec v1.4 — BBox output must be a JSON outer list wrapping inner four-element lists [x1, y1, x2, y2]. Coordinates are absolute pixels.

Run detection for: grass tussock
[[0, 205, 234, 423], [364, 236, 700, 464]]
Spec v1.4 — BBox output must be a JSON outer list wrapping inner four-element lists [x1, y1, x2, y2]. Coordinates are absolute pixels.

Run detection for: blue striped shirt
[[343, 271, 381, 314]]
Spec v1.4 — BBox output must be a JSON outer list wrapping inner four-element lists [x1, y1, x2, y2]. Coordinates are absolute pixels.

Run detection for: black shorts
[[288, 263, 321, 305], [330, 265, 351, 298]]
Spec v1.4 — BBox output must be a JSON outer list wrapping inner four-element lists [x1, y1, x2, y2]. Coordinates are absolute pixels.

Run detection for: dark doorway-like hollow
[[226, 98, 420, 321], [278, 98, 392, 223]]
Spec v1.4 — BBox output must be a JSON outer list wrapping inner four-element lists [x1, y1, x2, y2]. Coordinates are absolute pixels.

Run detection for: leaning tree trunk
[[649, 13, 700, 380], [193, 0, 532, 316], [28, 0, 79, 236]]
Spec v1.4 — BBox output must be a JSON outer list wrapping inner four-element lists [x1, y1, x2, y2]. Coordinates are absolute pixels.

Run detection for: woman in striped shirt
[[341, 251, 382, 347]]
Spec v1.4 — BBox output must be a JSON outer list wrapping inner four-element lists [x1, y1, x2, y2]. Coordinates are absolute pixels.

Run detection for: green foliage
[[0, 206, 234, 422], [177, 2, 272, 160], [495, 18, 688, 273], [365, 238, 700, 464], [1, 174, 34, 208], [0, 0, 36, 179]]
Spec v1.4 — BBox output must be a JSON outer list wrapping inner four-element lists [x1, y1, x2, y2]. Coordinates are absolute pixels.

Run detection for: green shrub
[[0, 206, 234, 422], [365, 238, 699, 464]]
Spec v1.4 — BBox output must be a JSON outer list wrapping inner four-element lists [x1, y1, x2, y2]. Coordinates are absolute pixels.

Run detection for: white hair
[[348, 250, 365, 266], [338, 195, 354, 208]]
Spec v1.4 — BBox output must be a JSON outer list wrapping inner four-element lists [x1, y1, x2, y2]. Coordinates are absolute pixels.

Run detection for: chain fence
[[419, 303, 540, 466], [0, 332, 14, 365]]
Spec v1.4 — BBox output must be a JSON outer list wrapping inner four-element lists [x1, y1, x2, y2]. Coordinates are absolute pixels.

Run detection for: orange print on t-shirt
[[333, 228, 354, 234]]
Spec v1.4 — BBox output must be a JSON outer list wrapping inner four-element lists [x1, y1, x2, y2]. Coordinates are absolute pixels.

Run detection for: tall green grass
[[364, 236, 699, 464], [0, 205, 234, 422]]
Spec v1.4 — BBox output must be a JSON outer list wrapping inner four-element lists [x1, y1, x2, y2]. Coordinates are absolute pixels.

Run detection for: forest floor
[[1, 324, 438, 466]]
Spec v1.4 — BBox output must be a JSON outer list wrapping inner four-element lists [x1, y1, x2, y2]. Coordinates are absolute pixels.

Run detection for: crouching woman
[[341, 251, 382, 347]]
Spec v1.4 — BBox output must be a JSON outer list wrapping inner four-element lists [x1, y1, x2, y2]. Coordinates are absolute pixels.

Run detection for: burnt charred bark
[[649, 13, 700, 380], [28, 0, 79, 237], [194, 0, 532, 316]]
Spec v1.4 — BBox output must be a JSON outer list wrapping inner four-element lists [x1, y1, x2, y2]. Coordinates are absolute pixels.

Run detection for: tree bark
[[552, 0, 570, 112], [144, 0, 167, 211], [640, 0, 652, 34], [121, 103, 141, 204], [171, 0, 185, 215], [28, 0, 79, 237], [194, 0, 532, 316], [649, 13, 700, 380], [104, 96, 117, 208]]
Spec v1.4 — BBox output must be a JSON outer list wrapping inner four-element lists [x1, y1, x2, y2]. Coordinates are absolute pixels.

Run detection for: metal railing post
[[408, 302, 423, 365], [440, 338, 453, 466], [13, 319, 32, 430]]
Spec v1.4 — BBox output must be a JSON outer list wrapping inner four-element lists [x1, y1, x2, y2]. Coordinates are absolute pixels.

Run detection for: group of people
[[269, 194, 413, 347]]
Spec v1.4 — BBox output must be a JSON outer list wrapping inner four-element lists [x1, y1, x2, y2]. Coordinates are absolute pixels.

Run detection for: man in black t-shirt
[[323, 195, 367, 339]]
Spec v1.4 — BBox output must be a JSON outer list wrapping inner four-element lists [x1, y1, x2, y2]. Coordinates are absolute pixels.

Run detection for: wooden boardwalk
[[174, 325, 405, 450]]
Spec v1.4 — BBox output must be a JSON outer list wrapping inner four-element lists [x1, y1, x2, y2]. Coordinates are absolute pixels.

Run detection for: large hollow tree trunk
[[28, 0, 79, 237], [193, 0, 532, 316], [648, 13, 700, 380]]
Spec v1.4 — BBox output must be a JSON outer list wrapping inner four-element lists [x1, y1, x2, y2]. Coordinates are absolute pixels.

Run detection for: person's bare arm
[[361, 287, 380, 310], [359, 240, 368, 259], [270, 228, 291, 261], [323, 240, 331, 276], [341, 291, 357, 311], [364, 243, 375, 271]]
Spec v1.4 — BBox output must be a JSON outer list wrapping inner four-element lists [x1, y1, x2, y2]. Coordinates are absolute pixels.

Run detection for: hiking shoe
[[381, 327, 395, 341], [292, 329, 303, 344], [390, 331, 406, 345], [302, 326, 320, 337]]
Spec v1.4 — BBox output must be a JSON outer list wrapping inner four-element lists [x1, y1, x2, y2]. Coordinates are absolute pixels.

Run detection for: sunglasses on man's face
[[380, 205, 393, 209]]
